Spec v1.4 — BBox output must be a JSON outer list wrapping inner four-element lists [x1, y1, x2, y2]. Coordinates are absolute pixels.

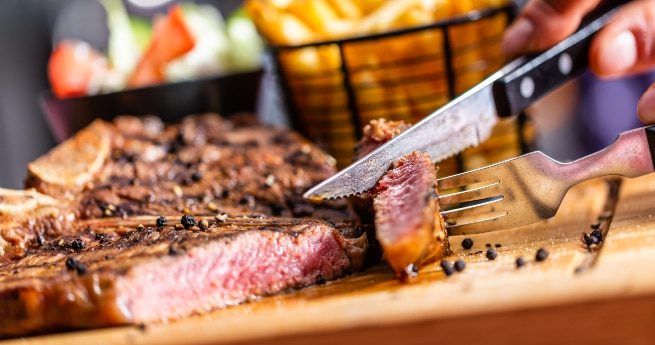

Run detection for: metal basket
[[269, 2, 532, 172]]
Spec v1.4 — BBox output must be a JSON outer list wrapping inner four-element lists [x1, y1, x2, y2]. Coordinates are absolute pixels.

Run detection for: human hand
[[502, 0, 655, 123]]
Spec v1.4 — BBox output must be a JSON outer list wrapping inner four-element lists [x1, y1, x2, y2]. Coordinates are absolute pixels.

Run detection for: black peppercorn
[[36, 234, 44, 247], [590, 229, 603, 242], [156, 216, 167, 227], [485, 243, 492, 248], [494, 243, 502, 248], [65, 257, 86, 275], [515, 257, 526, 268], [535, 248, 549, 262], [65, 257, 77, 271], [454, 259, 466, 272], [181, 214, 196, 229], [461, 238, 474, 250], [70, 239, 85, 251], [191, 171, 202, 182], [486, 248, 497, 260], [440, 260, 454, 276], [168, 245, 180, 256], [584, 233, 599, 246]]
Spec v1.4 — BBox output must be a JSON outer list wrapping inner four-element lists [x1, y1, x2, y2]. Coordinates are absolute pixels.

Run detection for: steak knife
[[305, 0, 629, 201]]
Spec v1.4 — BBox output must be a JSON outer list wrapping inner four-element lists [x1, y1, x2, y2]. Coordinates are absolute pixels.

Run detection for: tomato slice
[[127, 5, 195, 88], [48, 40, 107, 98]]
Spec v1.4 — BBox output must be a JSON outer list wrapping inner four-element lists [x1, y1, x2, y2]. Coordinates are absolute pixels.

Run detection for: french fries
[[246, 0, 513, 166]]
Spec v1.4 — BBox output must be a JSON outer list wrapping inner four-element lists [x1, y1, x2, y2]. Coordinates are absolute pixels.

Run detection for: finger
[[590, 0, 655, 79], [638, 84, 655, 124], [502, 0, 601, 57]]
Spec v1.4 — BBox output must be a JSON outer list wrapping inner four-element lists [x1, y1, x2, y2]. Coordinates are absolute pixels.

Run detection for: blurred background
[[0, 0, 650, 188], [0, 0, 245, 188]]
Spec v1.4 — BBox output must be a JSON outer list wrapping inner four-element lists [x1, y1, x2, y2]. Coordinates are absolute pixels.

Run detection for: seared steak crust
[[373, 152, 447, 278], [0, 114, 367, 337], [355, 118, 410, 159], [0, 216, 366, 337], [7, 114, 355, 258]]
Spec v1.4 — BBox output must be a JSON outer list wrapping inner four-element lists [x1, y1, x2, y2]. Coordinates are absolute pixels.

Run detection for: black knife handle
[[646, 125, 655, 170], [492, 0, 631, 117]]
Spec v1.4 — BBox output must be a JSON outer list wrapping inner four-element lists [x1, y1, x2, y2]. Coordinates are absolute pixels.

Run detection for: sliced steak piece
[[373, 151, 447, 278], [352, 119, 411, 223], [0, 216, 366, 338]]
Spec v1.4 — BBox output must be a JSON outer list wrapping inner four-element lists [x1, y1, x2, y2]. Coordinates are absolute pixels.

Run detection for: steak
[[0, 216, 366, 337], [354, 118, 411, 159], [352, 119, 412, 224], [373, 152, 446, 278], [354, 119, 448, 278], [0, 114, 366, 337], [2, 114, 356, 259]]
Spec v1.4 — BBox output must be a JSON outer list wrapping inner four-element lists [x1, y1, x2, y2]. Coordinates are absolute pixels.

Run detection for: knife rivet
[[520, 77, 535, 98], [558, 53, 572, 75]]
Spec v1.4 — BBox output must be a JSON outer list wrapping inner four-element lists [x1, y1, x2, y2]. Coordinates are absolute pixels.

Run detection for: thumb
[[638, 84, 655, 124], [503, 0, 601, 57]]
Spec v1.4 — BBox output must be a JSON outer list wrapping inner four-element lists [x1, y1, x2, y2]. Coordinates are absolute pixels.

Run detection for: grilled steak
[[352, 119, 412, 224], [0, 114, 366, 337], [0, 216, 366, 337], [3, 114, 355, 259], [354, 119, 447, 278], [373, 152, 446, 278]]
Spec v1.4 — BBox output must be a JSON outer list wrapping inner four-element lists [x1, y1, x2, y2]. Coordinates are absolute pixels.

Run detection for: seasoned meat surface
[[6, 114, 356, 259], [0, 114, 366, 338], [373, 152, 447, 278], [354, 118, 411, 160], [0, 216, 366, 337]]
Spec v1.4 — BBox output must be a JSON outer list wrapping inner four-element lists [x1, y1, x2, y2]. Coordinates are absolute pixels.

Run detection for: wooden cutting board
[[6, 174, 655, 345]]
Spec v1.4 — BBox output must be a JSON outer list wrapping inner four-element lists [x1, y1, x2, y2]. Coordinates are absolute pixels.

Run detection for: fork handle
[[562, 125, 655, 183]]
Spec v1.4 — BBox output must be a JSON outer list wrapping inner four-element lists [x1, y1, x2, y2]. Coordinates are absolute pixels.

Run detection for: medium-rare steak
[[373, 152, 446, 278], [354, 119, 448, 278], [0, 114, 366, 337], [3, 114, 355, 258], [0, 215, 366, 337]]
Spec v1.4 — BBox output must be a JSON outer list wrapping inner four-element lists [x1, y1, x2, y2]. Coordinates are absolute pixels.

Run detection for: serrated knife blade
[[303, 59, 525, 201]]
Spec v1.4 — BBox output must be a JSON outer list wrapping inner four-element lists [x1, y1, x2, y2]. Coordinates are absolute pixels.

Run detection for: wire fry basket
[[268, 2, 533, 173]]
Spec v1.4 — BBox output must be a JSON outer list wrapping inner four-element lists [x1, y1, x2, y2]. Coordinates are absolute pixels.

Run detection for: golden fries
[[246, 0, 513, 166]]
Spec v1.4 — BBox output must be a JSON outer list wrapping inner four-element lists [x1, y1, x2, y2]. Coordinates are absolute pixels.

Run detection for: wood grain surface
[[6, 175, 655, 345]]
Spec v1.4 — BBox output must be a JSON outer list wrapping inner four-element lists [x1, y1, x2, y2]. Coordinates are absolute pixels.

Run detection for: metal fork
[[437, 125, 655, 235]]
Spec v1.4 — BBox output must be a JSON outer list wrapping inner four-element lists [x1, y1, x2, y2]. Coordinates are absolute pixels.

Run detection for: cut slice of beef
[[352, 119, 411, 223], [354, 119, 448, 277], [0, 216, 366, 338], [373, 151, 447, 278]]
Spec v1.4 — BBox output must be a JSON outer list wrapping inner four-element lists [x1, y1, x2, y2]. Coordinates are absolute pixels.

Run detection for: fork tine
[[446, 213, 511, 235], [437, 167, 500, 190], [438, 181, 501, 205], [441, 195, 504, 218]]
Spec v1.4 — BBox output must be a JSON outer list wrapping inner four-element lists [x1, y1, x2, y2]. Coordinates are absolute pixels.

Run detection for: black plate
[[40, 69, 262, 141]]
